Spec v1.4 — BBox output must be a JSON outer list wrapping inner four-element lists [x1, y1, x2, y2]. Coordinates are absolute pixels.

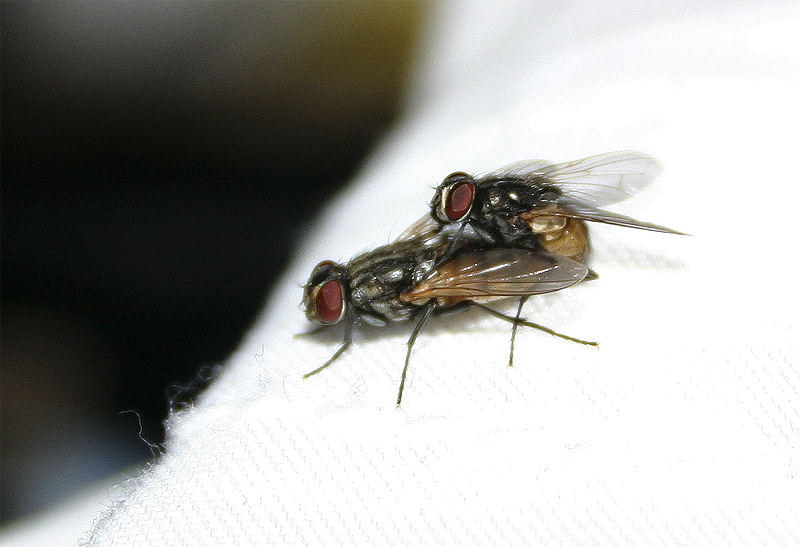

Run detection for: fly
[[302, 232, 596, 405], [303, 151, 684, 404], [403, 151, 685, 266]]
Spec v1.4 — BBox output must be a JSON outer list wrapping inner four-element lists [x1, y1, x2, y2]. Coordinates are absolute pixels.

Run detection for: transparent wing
[[400, 248, 587, 304], [521, 203, 686, 234], [396, 212, 440, 241], [489, 159, 554, 176], [487, 151, 661, 207]]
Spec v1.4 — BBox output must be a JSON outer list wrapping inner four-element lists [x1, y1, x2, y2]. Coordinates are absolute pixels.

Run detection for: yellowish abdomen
[[532, 217, 590, 264]]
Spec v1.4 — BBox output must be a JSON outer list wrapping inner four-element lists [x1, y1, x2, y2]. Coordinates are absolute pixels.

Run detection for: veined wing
[[486, 151, 661, 208], [521, 203, 685, 234], [396, 212, 440, 241], [399, 248, 587, 305]]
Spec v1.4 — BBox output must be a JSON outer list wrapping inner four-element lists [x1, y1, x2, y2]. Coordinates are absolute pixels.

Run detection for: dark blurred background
[[1, 1, 422, 524]]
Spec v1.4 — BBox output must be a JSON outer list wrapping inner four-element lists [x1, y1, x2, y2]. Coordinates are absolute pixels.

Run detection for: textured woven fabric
[[75, 2, 800, 544]]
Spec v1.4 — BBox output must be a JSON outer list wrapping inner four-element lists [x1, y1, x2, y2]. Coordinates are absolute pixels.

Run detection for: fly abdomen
[[536, 217, 590, 264]]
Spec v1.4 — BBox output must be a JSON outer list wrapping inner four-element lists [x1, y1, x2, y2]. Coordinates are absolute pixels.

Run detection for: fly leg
[[583, 268, 600, 282], [433, 220, 498, 268], [294, 324, 332, 338], [397, 302, 436, 406], [508, 296, 529, 367], [433, 223, 467, 267], [303, 322, 354, 379], [472, 303, 598, 348]]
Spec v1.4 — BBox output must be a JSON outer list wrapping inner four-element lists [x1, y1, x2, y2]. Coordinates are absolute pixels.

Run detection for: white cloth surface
[[28, 1, 800, 544]]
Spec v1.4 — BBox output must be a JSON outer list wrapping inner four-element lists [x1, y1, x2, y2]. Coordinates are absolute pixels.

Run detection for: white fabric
[[9, 1, 799, 545]]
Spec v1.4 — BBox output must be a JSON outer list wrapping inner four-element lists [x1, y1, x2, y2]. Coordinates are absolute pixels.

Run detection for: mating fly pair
[[302, 151, 683, 404]]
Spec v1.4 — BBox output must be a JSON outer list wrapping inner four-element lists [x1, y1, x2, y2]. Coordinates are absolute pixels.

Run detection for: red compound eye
[[314, 279, 344, 324], [444, 179, 475, 221]]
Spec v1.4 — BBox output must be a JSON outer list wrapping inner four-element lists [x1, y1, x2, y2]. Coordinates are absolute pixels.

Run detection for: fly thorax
[[486, 187, 504, 207], [382, 266, 406, 284], [411, 258, 435, 285], [348, 271, 383, 308], [349, 284, 370, 308]]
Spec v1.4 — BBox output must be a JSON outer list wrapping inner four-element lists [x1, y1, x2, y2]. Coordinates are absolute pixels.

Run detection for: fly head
[[304, 260, 349, 325]]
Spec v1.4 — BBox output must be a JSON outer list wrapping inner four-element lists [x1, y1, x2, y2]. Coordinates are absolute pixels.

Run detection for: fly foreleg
[[303, 322, 354, 379]]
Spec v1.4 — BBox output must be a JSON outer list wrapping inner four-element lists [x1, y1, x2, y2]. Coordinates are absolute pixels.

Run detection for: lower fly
[[302, 232, 596, 405]]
